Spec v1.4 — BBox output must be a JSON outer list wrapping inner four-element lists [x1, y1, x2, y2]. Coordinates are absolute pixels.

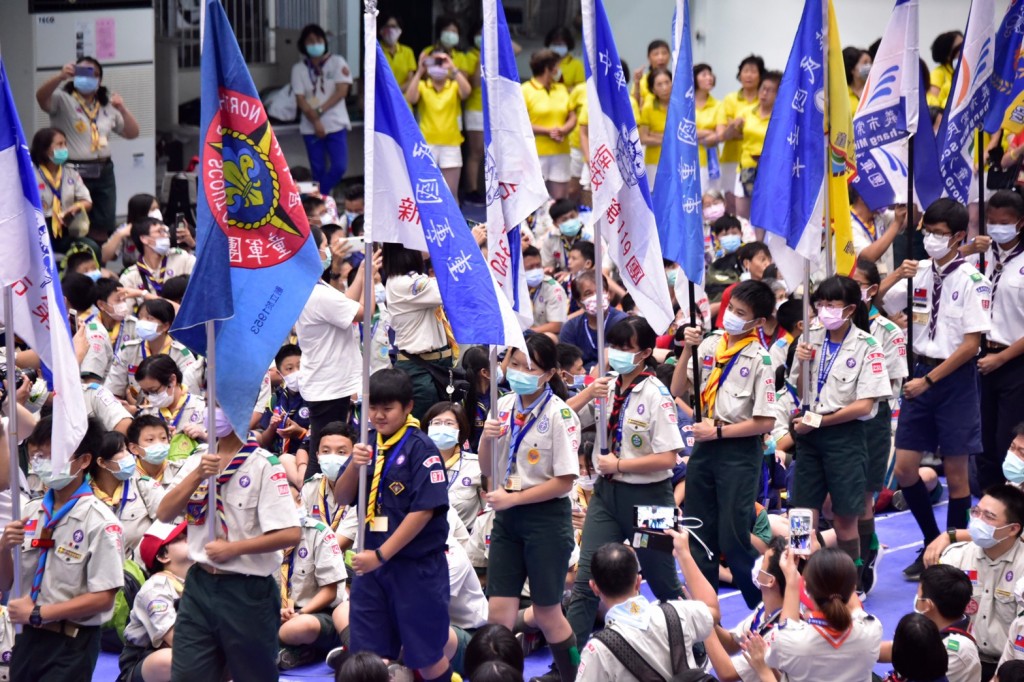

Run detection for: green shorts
[[752, 507, 772, 546], [863, 401, 892, 493], [488, 497, 574, 607], [792, 419, 868, 517], [450, 625, 475, 675], [310, 610, 339, 652]]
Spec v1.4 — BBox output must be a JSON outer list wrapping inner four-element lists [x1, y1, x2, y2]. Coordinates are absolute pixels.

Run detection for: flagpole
[[357, 0, 378, 554], [594, 229, 608, 460], [488, 347, 500, 493], [687, 282, 703, 417], [906, 134, 915, 374], [977, 129, 987, 274], [801, 263, 812, 407], [822, 0, 834, 279], [4, 287, 21, 602]]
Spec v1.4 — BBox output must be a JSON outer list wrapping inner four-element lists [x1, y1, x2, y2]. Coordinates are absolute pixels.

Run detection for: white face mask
[[105, 301, 130, 321], [988, 223, 1020, 245], [147, 387, 175, 409], [577, 473, 598, 490], [923, 232, 954, 260], [525, 268, 545, 288], [912, 595, 927, 615], [722, 309, 752, 335], [135, 319, 161, 342], [318, 454, 347, 481], [148, 209, 163, 222], [283, 372, 302, 393], [152, 237, 171, 255]]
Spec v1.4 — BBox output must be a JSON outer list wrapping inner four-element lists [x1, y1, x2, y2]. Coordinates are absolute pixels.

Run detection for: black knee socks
[[903, 479, 941, 543], [948, 495, 972, 530], [550, 634, 580, 682]]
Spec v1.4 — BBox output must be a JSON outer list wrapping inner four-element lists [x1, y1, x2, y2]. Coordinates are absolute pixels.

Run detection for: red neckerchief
[[804, 610, 853, 649]]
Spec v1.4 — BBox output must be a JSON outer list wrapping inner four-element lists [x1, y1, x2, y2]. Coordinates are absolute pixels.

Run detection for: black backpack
[[593, 602, 718, 682]]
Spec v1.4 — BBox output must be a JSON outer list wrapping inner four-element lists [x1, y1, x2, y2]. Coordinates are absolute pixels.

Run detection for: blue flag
[[653, 0, 704, 286], [171, 0, 323, 437], [983, 0, 1024, 134], [371, 43, 525, 349]]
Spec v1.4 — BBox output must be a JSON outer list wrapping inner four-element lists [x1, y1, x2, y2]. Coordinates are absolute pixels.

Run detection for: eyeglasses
[[430, 419, 459, 428], [1010, 442, 1024, 457], [970, 506, 1003, 524]]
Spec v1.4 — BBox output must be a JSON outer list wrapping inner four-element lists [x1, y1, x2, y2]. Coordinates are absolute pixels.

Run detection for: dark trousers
[[11, 624, 101, 681], [82, 160, 116, 242], [395, 356, 453, 422], [171, 565, 280, 682], [306, 396, 352, 477], [566, 477, 683, 644], [684, 436, 763, 608], [978, 353, 1024, 491]]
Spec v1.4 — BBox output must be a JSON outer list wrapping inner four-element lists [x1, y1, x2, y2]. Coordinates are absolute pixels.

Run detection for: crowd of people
[[3, 9, 1024, 682]]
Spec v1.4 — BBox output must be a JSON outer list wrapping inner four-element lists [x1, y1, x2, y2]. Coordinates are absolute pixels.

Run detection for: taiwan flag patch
[[1015, 634, 1024, 652], [24, 519, 37, 537]]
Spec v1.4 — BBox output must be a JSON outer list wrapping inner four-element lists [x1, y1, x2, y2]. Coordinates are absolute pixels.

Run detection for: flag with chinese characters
[[936, 0, 995, 204], [482, 0, 547, 328], [0, 58, 87, 473], [371, 43, 525, 351], [652, 0, 705, 286], [170, 0, 323, 437], [851, 0, 942, 213], [581, 0, 674, 333], [825, 0, 856, 276], [984, 0, 1024, 134]]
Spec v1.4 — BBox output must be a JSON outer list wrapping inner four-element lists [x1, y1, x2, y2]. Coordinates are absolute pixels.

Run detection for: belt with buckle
[[398, 348, 452, 362], [36, 620, 80, 638], [915, 355, 944, 367], [986, 341, 1009, 352], [197, 562, 240, 576]]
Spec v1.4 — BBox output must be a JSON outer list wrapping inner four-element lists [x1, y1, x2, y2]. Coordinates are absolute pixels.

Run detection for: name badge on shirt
[[506, 475, 523, 492], [369, 517, 389, 533]]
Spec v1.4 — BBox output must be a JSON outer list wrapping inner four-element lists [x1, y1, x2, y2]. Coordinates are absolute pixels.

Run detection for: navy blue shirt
[[259, 387, 310, 455], [362, 427, 449, 558], [558, 308, 628, 368]]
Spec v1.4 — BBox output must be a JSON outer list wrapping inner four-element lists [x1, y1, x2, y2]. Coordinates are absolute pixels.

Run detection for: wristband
[[716, 425, 723, 440], [947, 528, 958, 545], [616, 458, 622, 473], [375, 548, 386, 564], [924, 375, 935, 387]]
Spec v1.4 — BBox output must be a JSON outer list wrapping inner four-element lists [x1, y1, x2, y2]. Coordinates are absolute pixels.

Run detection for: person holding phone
[[29, 127, 92, 256], [35, 57, 139, 243]]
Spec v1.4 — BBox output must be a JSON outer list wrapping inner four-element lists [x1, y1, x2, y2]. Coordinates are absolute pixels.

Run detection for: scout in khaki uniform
[[127, 415, 188, 489], [0, 417, 124, 681], [133, 356, 208, 461], [480, 334, 581, 682], [119, 218, 195, 297], [997, 575, 1024, 671], [938, 485, 1024, 681], [300, 422, 353, 533], [423, 402, 484, 529], [565, 317, 685, 648], [81, 278, 137, 382], [791, 276, 892, 566], [82, 381, 132, 433], [107, 336, 204, 403], [674, 279, 777, 608], [523, 245, 569, 335], [157, 405, 301, 681]]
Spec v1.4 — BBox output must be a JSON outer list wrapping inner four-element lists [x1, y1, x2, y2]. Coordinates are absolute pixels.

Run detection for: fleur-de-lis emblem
[[223, 149, 264, 208]]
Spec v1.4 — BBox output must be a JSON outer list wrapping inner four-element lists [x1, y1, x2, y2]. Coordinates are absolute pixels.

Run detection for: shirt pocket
[[225, 489, 260, 537], [49, 541, 88, 587], [623, 418, 654, 455], [942, 298, 965, 335], [995, 587, 1017, 627], [828, 369, 859, 406]]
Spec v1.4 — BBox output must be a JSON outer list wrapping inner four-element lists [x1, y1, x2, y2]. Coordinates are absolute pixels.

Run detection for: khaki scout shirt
[[281, 516, 347, 609], [490, 392, 581, 495], [789, 325, 891, 418], [605, 376, 683, 485], [106, 339, 205, 399], [530, 279, 568, 327], [690, 331, 777, 425]]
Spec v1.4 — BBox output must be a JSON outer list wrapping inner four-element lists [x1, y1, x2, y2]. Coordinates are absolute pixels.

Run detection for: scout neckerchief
[[39, 165, 64, 237], [851, 212, 876, 242], [315, 475, 342, 531], [605, 595, 653, 631], [609, 372, 652, 455], [559, 235, 578, 264], [992, 238, 1024, 298], [31, 479, 93, 602], [91, 476, 130, 519], [505, 389, 553, 486], [185, 439, 256, 538], [141, 335, 172, 364], [137, 255, 169, 294], [305, 55, 330, 97], [87, 314, 125, 353], [804, 610, 853, 649], [868, 305, 880, 322], [158, 570, 184, 595], [445, 448, 463, 491], [816, 326, 850, 404], [929, 256, 965, 339], [365, 416, 419, 528], [72, 91, 102, 152], [160, 392, 191, 431], [280, 545, 297, 606], [701, 333, 757, 419], [749, 603, 782, 636], [434, 307, 459, 362]]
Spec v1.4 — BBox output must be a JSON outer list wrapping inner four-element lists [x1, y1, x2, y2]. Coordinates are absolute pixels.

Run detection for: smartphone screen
[[789, 508, 813, 556], [296, 181, 319, 196], [74, 65, 95, 78], [634, 505, 679, 531]]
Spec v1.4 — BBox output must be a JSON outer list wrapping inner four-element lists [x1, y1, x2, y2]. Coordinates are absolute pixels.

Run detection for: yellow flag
[[826, 0, 856, 276]]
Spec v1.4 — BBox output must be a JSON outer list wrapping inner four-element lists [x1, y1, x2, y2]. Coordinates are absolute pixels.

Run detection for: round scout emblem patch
[[739, 367, 750, 378], [526, 449, 541, 465], [298, 547, 308, 559], [73, 530, 84, 543], [239, 475, 251, 488], [631, 434, 643, 448], [846, 358, 856, 368]]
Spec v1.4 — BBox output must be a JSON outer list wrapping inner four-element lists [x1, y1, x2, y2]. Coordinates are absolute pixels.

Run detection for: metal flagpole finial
[[364, 0, 378, 13]]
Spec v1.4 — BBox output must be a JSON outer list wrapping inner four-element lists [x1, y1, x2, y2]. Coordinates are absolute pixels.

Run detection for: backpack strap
[[593, 628, 666, 682], [660, 602, 689, 675]]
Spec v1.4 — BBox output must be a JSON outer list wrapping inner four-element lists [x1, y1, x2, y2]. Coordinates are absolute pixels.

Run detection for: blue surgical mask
[[440, 30, 459, 48], [720, 234, 742, 254], [559, 218, 583, 238], [667, 269, 678, 287], [31, 457, 79, 491], [526, 268, 545, 288], [506, 368, 543, 396], [474, 35, 483, 50], [74, 76, 99, 94], [969, 516, 1010, 549], [142, 443, 170, 465], [52, 148, 69, 165], [608, 348, 640, 375], [571, 374, 587, 389], [85, 270, 102, 282], [321, 249, 332, 271], [110, 457, 136, 481], [551, 44, 569, 57], [1004, 452, 1024, 484], [318, 454, 347, 481], [345, 211, 359, 226], [306, 43, 326, 58], [428, 425, 460, 450]]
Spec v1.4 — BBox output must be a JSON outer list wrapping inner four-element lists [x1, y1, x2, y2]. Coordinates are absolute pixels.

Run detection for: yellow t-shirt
[[848, 87, 861, 116], [522, 79, 571, 156], [695, 94, 720, 167], [639, 99, 669, 166], [928, 64, 954, 110], [718, 89, 759, 164], [568, 85, 587, 150], [417, 79, 464, 146], [560, 55, 586, 91], [383, 42, 417, 90], [463, 48, 483, 112], [740, 104, 771, 169]]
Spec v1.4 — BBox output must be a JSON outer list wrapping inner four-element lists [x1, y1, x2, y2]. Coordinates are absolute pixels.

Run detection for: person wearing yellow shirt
[[843, 47, 871, 114], [546, 27, 585, 91], [523, 49, 576, 200], [462, 23, 486, 205], [379, 16, 416, 93], [568, 84, 589, 202], [717, 55, 764, 216], [632, 39, 671, 110], [404, 50, 471, 199], [639, 68, 672, 190], [737, 71, 781, 221], [694, 63, 722, 193], [928, 31, 963, 112]]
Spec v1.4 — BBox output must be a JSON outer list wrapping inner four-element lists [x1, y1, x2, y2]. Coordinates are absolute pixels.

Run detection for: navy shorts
[[349, 552, 450, 669], [895, 360, 982, 456]]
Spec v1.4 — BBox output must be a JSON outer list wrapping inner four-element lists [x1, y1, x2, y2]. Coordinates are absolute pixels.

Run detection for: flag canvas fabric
[[170, 0, 323, 437], [371, 43, 525, 351], [581, 0, 674, 333], [0, 60, 87, 472], [984, 0, 1024, 134], [825, 0, 857, 276]]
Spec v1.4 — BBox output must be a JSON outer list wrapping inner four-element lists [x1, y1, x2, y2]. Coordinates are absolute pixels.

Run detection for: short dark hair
[[161, 275, 190, 303], [647, 67, 672, 94], [514, 333, 568, 400], [275, 343, 301, 369], [522, 245, 541, 260], [998, 660, 1024, 682], [569, 240, 595, 265], [647, 39, 670, 55], [931, 30, 964, 66], [297, 23, 328, 57], [92, 277, 122, 307], [319, 421, 355, 443], [140, 298, 175, 327], [302, 194, 326, 216], [923, 197, 969, 235], [856, 257, 882, 287], [737, 241, 770, 269], [64, 250, 98, 275], [730, 280, 776, 320], [693, 63, 714, 84], [471, 662, 524, 682], [62, 272, 95, 313], [90, 431, 128, 478], [530, 49, 561, 77], [62, 57, 109, 106], [1014, 422, 1024, 439], [737, 54, 766, 81], [136, 355, 182, 387], [984, 484, 1024, 537], [368, 368, 414, 408], [343, 184, 365, 202], [762, 70, 783, 86], [337, 651, 389, 682], [130, 217, 161, 254], [30, 127, 65, 167], [711, 214, 742, 235], [463, 624, 524, 677], [127, 414, 169, 445], [556, 343, 583, 371], [989, 189, 1024, 218], [776, 299, 803, 335], [544, 26, 575, 52], [892, 613, 948, 680], [591, 542, 639, 599], [127, 193, 158, 225], [381, 243, 425, 282], [812, 275, 871, 332], [422, 401, 471, 445], [606, 316, 657, 352], [309, 224, 325, 250], [433, 14, 459, 41], [842, 46, 869, 85], [549, 198, 577, 223], [920, 564, 973, 620], [764, 535, 788, 594], [27, 415, 104, 461]]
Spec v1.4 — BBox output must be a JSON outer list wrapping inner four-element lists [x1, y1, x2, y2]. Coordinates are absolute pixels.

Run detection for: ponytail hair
[[516, 333, 568, 400], [803, 548, 857, 632]]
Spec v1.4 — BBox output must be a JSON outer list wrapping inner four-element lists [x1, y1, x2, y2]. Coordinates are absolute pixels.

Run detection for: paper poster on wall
[[95, 18, 117, 60], [75, 20, 96, 59]]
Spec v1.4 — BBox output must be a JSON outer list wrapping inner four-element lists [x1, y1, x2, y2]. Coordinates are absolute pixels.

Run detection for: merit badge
[[527, 449, 541, 465], [965, 598, 979, 615], [631, 434, 643, 448], [846, 358, 856, 368], [72, 530, 84, 543], [389, 481, 405, 495], [429, 470, 445, 484], [560, 408, 572, 420], [396, 455, 406, 466], [239, 475, 251, 488], [951, 291, 959, 301], [739, 367, 750, 378], [537, 416, 550, 434]]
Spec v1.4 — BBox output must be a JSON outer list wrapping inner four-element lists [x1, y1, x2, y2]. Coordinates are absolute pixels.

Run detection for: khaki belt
[[398, 348, 452, 362], [36, 620, 79, 638]]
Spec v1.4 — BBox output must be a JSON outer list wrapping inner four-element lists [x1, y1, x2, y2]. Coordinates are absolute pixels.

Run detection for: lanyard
[[750, 605, 781, 635], [815, 328, 849, 404], [115, 480, 131, 518], [505, 390, 553, 483], [851, 213, 876, 241], [613, 393, 633, 451], [162, 394, 191, 430], [583, 321, 597, 349]]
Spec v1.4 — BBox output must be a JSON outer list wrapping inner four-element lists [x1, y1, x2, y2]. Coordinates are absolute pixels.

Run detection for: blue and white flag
[[653, 0, 705, 287], [851, 0, 942, 211], [582, 0, 674, 333], [371, 43, 525, 350], [0, 60, 87, 472], [936, 0, 995, 204], [983, 0, 1024, 135], [482, 0, 547, 328], [749, 0, 826, 287]]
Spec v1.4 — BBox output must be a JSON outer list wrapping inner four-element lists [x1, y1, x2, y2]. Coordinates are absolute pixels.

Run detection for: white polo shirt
[[296, 281, 361, 402]]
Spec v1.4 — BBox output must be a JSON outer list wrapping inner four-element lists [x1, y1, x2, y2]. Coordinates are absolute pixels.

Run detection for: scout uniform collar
[[605, 595, 652, 631]]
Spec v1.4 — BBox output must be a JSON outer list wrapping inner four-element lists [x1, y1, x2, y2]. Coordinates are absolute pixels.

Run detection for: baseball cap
[[139, 520, 187, 571]]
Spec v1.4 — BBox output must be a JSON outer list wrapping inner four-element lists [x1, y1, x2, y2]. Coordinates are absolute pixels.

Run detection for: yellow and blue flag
[[825, 1, 856, 276], [984, 0, 1024, 134]]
